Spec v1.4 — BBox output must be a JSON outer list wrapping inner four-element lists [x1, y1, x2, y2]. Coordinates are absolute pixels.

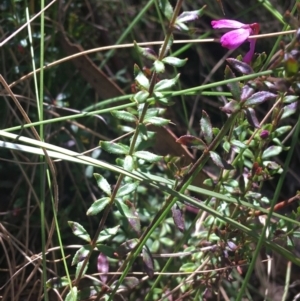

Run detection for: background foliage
[[0, 0, 300, 300]]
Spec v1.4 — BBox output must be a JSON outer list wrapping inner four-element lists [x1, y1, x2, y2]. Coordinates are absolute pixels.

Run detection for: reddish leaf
[[240, 84, 255, 101], [226, 58, 254, 74], [115, 239, 139, 258], [97, 253, 109, 284], [244, 91, 277, 106], [220, 100, 240, 114], [142, 246, 154, 278], [245, 108, 260, 128], [176, 135, 207, 150], [172, 204, 184, 232]]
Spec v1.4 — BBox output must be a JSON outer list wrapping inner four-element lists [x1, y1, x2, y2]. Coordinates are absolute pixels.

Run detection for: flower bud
[[260, 130, 269, 139]]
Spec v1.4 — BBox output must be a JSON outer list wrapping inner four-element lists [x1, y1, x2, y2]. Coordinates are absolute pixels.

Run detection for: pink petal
[[243, 39, 256, 63], [211, 19, 245, 29], [243, 23, 259, 63], [220, 28, 251, 49]]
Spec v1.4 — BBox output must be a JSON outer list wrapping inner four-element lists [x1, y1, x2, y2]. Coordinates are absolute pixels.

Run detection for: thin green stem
[[38, 0, 48, 299]]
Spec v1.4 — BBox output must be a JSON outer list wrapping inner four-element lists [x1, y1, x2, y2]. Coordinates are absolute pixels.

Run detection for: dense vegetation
[[1, 0, 300, 300]]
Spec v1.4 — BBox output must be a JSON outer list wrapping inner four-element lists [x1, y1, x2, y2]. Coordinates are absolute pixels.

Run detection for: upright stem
[[74, 0, 185, 293]]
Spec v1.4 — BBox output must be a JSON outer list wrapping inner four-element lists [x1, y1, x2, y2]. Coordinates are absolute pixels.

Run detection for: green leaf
[[285, 56, 299, 76], [95, 244, 115, 258], [72, 245, 92, 266], [134, 41, 157, 60], [65, 286, 78, 301], [124, 200, 141, 234], [115, 199, 138, 218], [47, 277, 69, 289], [133, 63, 141, 78], [223, 140, 231, 153], [274, 126, 292, 137], [244, 91, 277, 106], [117, 182, 139, 197], [100, 141, 130, 155], [93, 173, 111, 196], [174, 21, 189, 31], [134, 90, 149, 104], [76, 286, 100, 300], [97, 225, 120, 243], [176, 8, 205, 23], [75, 260, 88, 279], [225, 65, 241, 101], [135, 66, 150, 90], [262, 146, 282, 159], [159, 0, 174, 21], [162, 56, 187, 67], [283, 95, 298, 104], [111, 277, 139, 291], [231, 139, 247, 149], [86, 197, 110, 216], [209, 151, 234, 170], [134, 151, 163, 162], [153, 91, 173, 105], [263, 160, 282, 171], [281, 102, 297, 119], [179, 262, 196, 272], [124, 155, 134, 171], [154, 74, 180, 91], [160, 237, 174, 247], [200, 110, 213, 144], [143, 108, 166, 118], [252, 52, 267, 70], [111, 110, 136, 122], [153, 60, 165, 73], [144, 116, 170, 126], [116, 199, 141, 233], [68, 221, 91, 242]]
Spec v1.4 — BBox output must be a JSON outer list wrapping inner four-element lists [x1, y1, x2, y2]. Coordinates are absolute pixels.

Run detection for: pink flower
[[211, 19, 260, 64]]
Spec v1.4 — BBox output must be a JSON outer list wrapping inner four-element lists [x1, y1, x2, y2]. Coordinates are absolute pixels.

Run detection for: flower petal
[[211, 19, 245, 29], [243, 39, 256, 63], [220, 28, 251, 49]]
